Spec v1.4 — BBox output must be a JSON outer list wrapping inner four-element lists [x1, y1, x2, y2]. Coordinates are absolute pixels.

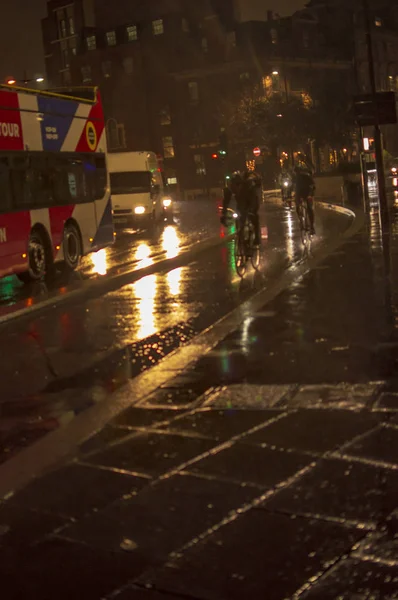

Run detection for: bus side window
[[29, 156, 53, 208], [51, 156, 70, 205], [10, 156, 31, 210], [0, 157, 11, 214], [68, 158, 90, 204], [94, 156, 107, 200]]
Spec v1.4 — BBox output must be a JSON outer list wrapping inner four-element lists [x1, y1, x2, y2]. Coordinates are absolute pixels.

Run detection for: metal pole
[[363, 0, 389, 232]]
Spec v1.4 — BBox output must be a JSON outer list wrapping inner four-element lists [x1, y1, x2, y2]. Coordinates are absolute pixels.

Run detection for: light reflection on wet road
[[0, 198, 351, 461]]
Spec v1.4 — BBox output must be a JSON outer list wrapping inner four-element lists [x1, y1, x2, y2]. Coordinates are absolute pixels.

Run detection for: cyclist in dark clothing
[[294, 155, 316, 235], [221, 170, 262, 245]]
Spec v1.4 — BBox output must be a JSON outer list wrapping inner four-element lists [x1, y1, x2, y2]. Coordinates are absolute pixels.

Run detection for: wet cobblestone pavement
[[1, 199, 398, 598]]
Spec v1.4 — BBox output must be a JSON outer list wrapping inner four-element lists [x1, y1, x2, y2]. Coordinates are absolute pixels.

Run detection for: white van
[[108, 151, 172, 228]]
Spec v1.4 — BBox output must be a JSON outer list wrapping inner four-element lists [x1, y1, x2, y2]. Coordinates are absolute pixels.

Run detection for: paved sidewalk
[[1, 204, 398, 599]]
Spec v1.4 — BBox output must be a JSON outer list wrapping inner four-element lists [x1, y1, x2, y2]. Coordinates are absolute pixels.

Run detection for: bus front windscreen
[[110, 171, 151, 195]]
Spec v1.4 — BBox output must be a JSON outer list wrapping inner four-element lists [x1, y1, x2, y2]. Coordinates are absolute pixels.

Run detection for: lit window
[[69, 17, 75, 35], [182, 18, 189, 33], [127, 25, 138, 41], [194, 154, 206, 175], [167, 177, 177, 185], [106, 30, 117, 46], [102, 60, 112, 78], [270, 28, 278, 44], [123, 57, 134, 74], [81, 65, 92, 83], [86, 35, 96, 51], [375, 17, 382, 27], [162, 136, 175, 159], [202, 37, 208, 52], [188, 81, 199, 102], [153, 19, 164, 36], [160, 106, 171, 126]]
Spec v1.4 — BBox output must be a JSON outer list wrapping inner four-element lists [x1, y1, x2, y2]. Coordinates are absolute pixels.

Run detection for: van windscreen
[[110, 171, 151, 195]]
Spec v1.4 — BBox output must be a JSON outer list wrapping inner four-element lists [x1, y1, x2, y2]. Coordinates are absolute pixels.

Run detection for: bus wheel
[[63, 223, 82, 271], [18, 229, 50, 283]]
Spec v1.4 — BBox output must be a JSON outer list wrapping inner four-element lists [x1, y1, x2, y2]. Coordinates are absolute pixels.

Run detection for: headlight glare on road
[[134, 206, 146, 215], [163, 198, 172, 208]]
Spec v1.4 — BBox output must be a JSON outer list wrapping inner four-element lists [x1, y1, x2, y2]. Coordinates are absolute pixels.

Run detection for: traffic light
[[219, 131, 228, 156], [211, 152, 219, 160]]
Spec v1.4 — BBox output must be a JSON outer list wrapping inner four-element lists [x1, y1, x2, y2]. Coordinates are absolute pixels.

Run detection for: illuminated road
[[0, 197, 352, 462]]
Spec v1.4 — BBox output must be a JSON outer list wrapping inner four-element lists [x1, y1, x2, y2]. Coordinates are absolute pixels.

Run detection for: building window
[[69, 37, 77, 55], [106, 30, 117, 46], [81, 65, 92, 83], [59, 19, 67, 38], [102, 60, 112, 78], [86, 35, 96, 51], [375, 17, 382, 27], [153, 19, 164, 36], [240, 72, 250, 81], [303, 31, 309, 49], [182, 18, 189, 33], [162, 136, 175, 158], [194, 154, 206, 175], [188, 81, 199, 103], [228, 31, 237, 47], [201, 37, 208, 53], [123, 57, 134, 74], [69, 17, 75, 35], [60, 40, 69, 69], [107, 119, 126, 150], [167, 177, 177, 185], [160, 106, 171, 126], [270, 28, 278, 44], [127, 25, 138, 41]]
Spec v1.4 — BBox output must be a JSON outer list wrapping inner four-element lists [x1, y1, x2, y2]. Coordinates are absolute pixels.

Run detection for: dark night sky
[[0, 0, 48, 82]]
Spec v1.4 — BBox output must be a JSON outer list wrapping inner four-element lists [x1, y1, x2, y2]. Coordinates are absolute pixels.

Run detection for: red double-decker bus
[[0, 85, 113, 282]]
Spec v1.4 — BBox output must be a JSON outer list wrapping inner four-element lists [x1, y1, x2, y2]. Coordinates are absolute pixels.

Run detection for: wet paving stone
[[113, 587, 184, 599], [264, 458, 398, 526], [143, 386, 206, 407], [189, 442, 313, 487], [87, 432, 219, 476], [344, 425, 398, 466], [353, 526, 398, 564], [163, 408, 282, 441], [300, 558, 398, 599], [0, 537, 151, 600], [80, 425, 135, 456], [61, 473, 261, 560], [141, 510, 363, 600], [111, 407, 188, 429], [0, 504, 66, 550], [243, 409, 379, 454], [8, 463, 147, 518], [377, 392, 398, 409]]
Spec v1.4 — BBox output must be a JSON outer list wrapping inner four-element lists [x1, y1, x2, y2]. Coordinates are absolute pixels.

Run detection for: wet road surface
[[0, 197, 351, 463]]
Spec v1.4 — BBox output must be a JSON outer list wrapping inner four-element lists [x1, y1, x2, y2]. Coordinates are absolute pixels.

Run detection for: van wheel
[[63, 223, 82, 271], [17, 229, 50, 283]]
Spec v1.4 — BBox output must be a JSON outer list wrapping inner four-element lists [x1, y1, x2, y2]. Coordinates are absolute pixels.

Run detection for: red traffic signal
[[211, 153, 218, 160]]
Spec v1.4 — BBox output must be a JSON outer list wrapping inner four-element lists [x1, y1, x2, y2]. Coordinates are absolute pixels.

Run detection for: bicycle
[[296, 195, 313, 247], [234, 211, 260, 277]]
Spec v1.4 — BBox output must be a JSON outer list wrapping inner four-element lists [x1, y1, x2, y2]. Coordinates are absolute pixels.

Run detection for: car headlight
[[163, 198, 172, 208], [134, 206, 146, 215]]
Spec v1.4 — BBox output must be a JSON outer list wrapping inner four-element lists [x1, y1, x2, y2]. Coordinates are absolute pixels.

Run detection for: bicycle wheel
[[247, 223, 260, 269], [234, 231, 247, 277]]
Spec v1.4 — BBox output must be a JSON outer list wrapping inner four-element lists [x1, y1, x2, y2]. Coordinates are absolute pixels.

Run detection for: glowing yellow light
[[135, 242, 153, 268], [134, 206, 145, 215], [162, 198, 172, 208], [22, 253, 27, 259], [91, 248, 107, 276], [132, 273, 158, 338], [162, 225, 181, 259], [167, 267, 183, 296]]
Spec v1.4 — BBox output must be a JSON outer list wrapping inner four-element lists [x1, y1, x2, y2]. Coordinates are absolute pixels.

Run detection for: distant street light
[[6, 75, 45, 86]]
